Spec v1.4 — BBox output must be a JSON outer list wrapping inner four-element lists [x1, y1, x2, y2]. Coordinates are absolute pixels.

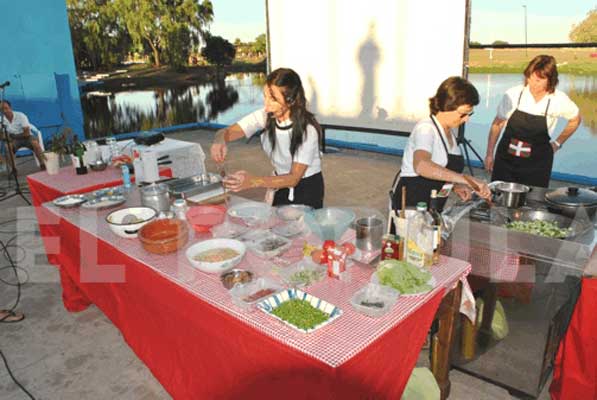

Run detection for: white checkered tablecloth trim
[[449, 242, 520, 282], [45, 202, 471, 368], [28, 167, 125, 194]]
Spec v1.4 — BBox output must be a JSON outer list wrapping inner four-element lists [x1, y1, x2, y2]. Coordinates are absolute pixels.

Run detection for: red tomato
[[342, 242, 356, 255], [311, 249, 327, 264], [322, 240, 336, 252]]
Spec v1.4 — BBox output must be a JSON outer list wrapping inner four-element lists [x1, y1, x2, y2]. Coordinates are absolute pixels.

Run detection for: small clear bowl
[[350, 283, 399, 318], [229, 277, 284, 310]]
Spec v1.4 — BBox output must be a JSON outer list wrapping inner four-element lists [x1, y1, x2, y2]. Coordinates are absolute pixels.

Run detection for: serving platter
[[52, 194, 88, 208]]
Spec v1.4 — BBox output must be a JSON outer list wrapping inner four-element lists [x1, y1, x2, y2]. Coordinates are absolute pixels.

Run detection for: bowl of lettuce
[[372, 259, 436, 296]]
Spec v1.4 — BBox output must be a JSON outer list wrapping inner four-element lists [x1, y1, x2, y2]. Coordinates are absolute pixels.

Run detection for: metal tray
[[52, 194, 88, 208], [166, 174, 222, 199], [81, 195, 126, 210]]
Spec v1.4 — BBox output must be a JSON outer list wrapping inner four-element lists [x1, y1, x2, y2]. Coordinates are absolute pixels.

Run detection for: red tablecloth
[[34, 195, 471, 399], [550, 277, 597, 400], [27, 166, 172, 311]]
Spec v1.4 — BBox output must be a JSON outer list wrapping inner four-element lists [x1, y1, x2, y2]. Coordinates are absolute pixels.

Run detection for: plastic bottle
[[121, 165, 132, 189], [429, 190, 444, 265], [406, 202, 434, 268]]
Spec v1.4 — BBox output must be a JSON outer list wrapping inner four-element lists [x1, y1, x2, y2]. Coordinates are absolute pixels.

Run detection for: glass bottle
[[429, 190, 444, 265], [72, 137, 88, 175]]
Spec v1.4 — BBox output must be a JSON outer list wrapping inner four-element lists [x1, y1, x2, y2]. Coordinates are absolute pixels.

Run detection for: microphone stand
[[0, 87, 31, 205]]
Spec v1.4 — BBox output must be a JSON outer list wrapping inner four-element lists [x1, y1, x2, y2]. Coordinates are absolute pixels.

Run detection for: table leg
[[431, 282, 462, 400]]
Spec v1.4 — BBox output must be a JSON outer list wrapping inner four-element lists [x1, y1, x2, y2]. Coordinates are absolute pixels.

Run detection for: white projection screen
[[267, 0, 467, 133]]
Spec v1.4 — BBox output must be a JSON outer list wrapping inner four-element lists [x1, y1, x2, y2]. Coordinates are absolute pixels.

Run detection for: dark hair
[[524, 55, 559, 93], [429, 76, 479, 115], [265, 68, 322, 157], [0, 100, 11, 108]]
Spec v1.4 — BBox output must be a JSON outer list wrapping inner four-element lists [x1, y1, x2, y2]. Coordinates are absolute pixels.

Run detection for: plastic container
[[278, 259, 326, 288], [406, 202, 434, 268], [350, 283, 399, 318], [240, 230, 291, 258], [229, 277, 284, 310], [303, 207, 355, 241], [138, 219, 189, 254]]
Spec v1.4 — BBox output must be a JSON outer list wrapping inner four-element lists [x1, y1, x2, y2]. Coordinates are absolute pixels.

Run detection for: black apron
[[273, 172, 324, 209], [491, 90, 553, 188], [390, 116, 465, 213]]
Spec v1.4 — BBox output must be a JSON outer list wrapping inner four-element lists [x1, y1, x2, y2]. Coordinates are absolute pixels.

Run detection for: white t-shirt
[[497, 84, 579, 136], [400, 115, 461, 177], [237, 109, 322, 178], [2, 111, 30, 136]]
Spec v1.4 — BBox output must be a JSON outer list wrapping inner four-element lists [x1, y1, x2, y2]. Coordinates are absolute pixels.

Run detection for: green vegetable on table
[[271, 299, 329, 330], [505, 220, 572, 239], [289, 269, 324, 286], [377, 259, 432, 294]]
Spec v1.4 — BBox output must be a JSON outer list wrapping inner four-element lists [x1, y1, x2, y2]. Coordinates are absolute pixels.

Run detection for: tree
[[114, 0, 214, 68], [492, 40, 509, 46], [570, 8, 597, 43], [201, 34, 236, 67], [469, 41, 482, 47], [252, 34, 267, 57], [67, 0, 131, 71]]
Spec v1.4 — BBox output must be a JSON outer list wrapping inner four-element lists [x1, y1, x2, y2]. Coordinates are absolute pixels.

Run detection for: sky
[[208, 0, 593, 44]]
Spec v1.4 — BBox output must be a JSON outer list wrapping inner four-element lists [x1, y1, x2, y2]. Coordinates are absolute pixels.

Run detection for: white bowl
[[106, 207, 157, 238], [185, 238, 246, 273]]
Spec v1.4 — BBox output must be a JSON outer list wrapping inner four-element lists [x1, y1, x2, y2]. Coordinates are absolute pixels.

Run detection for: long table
[[29, 175, 471, 399]]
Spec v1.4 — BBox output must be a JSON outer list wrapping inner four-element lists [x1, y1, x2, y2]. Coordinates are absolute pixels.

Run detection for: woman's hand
[[470, 177, 492, 200], [454, 184, 472, 202], [550, 141, 560, 153], [223, 170, 255, 192], [484, 154, 494, 172], [210, 142, 227, 163]]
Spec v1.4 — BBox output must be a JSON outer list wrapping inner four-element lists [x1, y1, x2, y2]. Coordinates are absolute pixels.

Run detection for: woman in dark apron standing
[[485, 55, 581, 188], [390, 77, 491, 215], [210, 68, 324, 209]]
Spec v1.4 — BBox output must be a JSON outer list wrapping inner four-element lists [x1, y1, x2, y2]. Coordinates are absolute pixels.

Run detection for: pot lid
[[545, 186, 597, 207]]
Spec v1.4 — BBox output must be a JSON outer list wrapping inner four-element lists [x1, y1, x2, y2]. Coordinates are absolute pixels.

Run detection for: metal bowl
[[494, 182, 530, 208], [89, 160, 108, 171], [220, 269, 254, 289]]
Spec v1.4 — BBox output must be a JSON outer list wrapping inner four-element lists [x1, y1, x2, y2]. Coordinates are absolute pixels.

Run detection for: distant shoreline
[[85, 60, 266, 92]]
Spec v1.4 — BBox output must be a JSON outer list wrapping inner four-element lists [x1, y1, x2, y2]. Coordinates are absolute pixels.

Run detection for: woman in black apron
[[486, 55, 582, 188], [491, 92, 553, 187], [210, 68, 324, 209], [390, 77, 491, 214]]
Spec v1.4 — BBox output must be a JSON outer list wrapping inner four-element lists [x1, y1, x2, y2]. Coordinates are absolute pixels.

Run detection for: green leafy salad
[[377, 259, 433, 294], [271, 299, 329, 330], [505, 220, 571, 239]]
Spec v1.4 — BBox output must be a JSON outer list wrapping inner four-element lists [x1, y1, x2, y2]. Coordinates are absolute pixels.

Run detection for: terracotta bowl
[[186, 205, 226, 233], [138, 219, 189, 254]]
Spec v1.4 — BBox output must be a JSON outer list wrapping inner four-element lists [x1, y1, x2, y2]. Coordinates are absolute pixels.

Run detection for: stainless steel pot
[[545, 186, 597, 220], [141, 183, 170, 212], [494, 182, 530, 208]]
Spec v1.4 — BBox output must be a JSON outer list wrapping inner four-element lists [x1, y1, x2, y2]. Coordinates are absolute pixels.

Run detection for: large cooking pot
[[545, 186, 597, 220], [494, 182, 530, 208]]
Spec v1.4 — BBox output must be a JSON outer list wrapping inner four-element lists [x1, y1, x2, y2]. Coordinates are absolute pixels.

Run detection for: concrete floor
[[0, 128, 555, 399]]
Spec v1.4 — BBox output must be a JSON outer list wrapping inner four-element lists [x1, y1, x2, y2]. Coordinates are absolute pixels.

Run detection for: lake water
[[81, 72, 595, 179]]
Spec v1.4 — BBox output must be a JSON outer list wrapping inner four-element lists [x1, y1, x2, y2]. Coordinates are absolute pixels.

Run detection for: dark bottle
[[429, 189, 443, 265], [72, 137, 88, 175]]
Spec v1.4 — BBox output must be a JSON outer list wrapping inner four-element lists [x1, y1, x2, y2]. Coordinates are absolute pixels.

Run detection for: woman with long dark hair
[[210, 68, 324, 208]]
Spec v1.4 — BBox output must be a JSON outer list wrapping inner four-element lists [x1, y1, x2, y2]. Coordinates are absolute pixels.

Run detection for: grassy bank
[[97, 59, 266, 91], [469, 48, 596, 75]]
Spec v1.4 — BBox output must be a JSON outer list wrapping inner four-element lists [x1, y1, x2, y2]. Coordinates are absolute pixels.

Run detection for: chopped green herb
[[505, 220, 571, 238], [271, 299, 329, 330], [289, 269, 324, 286]]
